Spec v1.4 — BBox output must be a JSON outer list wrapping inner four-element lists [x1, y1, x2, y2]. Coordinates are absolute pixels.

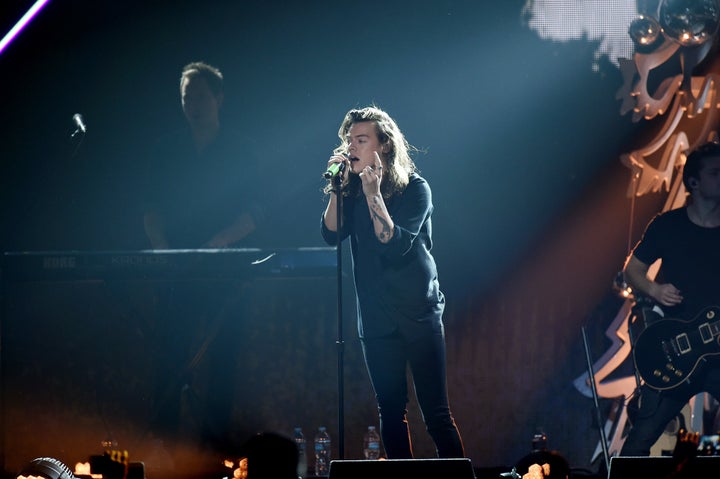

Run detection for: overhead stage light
[[660, 0, 720, 46], [628, 15, 662, 48]]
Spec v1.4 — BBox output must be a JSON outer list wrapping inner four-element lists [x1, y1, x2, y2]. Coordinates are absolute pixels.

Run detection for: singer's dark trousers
[[361, 329, 464, 459]]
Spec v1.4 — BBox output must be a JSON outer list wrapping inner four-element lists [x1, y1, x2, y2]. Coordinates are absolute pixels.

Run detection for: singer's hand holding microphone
[[323, 154, 349, 180]]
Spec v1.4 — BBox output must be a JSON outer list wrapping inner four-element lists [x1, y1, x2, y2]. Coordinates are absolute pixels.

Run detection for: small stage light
[[613, 270, 633, 299]]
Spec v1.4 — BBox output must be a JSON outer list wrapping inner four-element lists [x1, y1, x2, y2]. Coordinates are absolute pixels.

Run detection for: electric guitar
[[633, 305, 720, 390]]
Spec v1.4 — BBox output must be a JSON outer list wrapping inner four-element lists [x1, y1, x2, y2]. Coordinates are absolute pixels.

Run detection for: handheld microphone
[[323, 161, 346, 179], [72, 113, 86, 136]]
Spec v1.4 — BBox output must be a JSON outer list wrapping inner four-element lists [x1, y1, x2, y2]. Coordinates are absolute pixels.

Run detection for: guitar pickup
[[699, 323, 713, 344], [675, 333, 691, 354]]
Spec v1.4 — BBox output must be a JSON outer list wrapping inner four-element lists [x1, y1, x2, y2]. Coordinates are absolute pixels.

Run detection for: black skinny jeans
[[361, 329, 465, 459]]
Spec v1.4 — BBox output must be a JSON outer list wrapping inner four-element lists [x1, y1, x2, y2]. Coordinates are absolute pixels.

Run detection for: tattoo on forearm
[[371, 210, 392, 241], [369, 196, 392, 242]]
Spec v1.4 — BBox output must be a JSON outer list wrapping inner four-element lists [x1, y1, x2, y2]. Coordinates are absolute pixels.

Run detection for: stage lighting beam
[[0, 0, 53, 57]]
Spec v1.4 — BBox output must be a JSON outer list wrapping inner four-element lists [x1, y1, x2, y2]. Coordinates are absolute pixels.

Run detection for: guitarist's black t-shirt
[[633, 206, 720, 320]]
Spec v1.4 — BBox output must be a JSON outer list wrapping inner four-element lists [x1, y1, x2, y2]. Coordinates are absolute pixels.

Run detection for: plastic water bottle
[[293, 427, 307, 477], [363, 426, 381, 460], [314, 426, 331, 476]]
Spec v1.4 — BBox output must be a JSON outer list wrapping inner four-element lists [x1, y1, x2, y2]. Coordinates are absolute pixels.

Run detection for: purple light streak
[[0, 0, 53, 57]]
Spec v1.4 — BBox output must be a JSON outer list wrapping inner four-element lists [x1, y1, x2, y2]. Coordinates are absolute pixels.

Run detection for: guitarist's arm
[[624, 255, 683, 308]]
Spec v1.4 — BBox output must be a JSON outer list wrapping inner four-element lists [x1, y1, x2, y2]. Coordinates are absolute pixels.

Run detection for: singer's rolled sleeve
[[376, 177, 433, 259], [321, 216, 348, 246]]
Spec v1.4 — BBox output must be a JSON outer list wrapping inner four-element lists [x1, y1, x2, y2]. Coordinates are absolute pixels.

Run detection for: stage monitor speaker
[[609, 456, 720, 478], [328, 458, 476, 479]]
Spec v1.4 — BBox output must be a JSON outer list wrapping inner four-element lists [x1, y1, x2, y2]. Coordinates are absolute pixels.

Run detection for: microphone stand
[[581, 326, 610, 474], [332, 174, 346, 460]]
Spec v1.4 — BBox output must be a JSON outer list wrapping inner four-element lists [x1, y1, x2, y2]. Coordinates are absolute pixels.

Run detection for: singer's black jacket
[[321, 173, 445, 340]]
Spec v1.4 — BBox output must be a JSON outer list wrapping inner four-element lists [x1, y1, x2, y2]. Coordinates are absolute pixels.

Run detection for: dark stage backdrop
[[0, 0, 690, 476], [1, 261, 375, 477]]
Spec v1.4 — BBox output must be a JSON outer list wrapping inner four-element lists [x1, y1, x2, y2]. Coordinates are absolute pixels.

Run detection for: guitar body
[[633, 306, 720, 390]]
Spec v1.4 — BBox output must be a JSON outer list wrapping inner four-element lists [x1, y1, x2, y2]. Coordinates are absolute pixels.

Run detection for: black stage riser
[[328, 458, 476, 479], [609, 456, 720, 478]]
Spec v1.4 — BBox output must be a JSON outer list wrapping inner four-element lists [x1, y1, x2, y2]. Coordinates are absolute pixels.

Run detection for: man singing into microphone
[[321, 106, 465, 459]]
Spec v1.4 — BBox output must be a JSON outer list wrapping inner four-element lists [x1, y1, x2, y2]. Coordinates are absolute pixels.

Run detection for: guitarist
[[620, 141, 720, 456]]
